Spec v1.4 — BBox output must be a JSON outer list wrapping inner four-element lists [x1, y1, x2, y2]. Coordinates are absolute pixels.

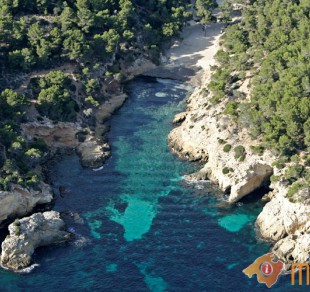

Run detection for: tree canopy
[[210, 0, 310, 199]]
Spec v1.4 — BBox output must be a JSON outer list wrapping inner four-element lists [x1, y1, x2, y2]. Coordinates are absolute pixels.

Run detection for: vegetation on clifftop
[[210, 0, 310, 200], [0, 0, 217, 191]]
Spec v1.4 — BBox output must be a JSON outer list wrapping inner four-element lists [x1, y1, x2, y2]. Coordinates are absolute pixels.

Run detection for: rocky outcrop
[[256, 192, 310, 268], [256, 194, 308, 241], [0, 183, 53, 226], [21, 94, 128, 169], [273, 229, 310, 268], [120, 57, 157, 80], [1, 211, 72, 271], [173, 112, 187, 124], [75, 93, 128, 168], [166, 13, 310, 268], [168, 81, 274, 203], [95, 94, 128, 126], [21, 120, 81, 148], [76, 138, 110, 168]]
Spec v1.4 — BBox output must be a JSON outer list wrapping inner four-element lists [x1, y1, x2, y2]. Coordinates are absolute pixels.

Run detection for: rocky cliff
[[256, 188, 310, 269], [168, 74, 274, 203], [0, 183, 53, 226], [168, 54, 309, 268], [1, 211, 72, 271], [21, 120, 82, 148], [21, 59, 155, 170]]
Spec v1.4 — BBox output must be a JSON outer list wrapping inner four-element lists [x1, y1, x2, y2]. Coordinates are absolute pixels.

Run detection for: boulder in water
[[1, 211, 72, 271]]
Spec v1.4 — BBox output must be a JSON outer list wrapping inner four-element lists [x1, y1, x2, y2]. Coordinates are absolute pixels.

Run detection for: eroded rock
[[256, 193, 310, 269], [173, 112, 187, 124], [0, 183, 53, 226], [1, 211, 72, 271], [256, 195, 310, 241], [21, 120, 81, 148], [76, 139, 110, 168]]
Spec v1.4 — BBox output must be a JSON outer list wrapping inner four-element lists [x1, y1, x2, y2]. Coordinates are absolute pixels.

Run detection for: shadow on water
[[240, 186, 271, 204]]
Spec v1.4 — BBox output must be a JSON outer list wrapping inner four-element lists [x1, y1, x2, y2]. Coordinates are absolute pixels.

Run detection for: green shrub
[[234, 145, 246, 160], [250, 145, 265, 156], [222, 167, 230, 174], [12, 219, 21, 236], [224, 101, 238, 116], [209, 94, 222, 104], [85, 96, 99, 107], [223, 144, 232, 152], [239, 154, 246, 161], [272, 157, 288, 169], [285, 165, 304, 184], [270, 175, 280, 183], [290, 154, 300, 163], [287, 181, 304, 198], [31, 138, 48, 152], [218, 138, 226, 144]]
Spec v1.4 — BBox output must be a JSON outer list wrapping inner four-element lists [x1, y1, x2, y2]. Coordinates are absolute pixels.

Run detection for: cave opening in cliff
[[240, 185, 272, 204]]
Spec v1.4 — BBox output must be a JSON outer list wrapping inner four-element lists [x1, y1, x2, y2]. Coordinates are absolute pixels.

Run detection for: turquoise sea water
[[0, 78, 305, 291]]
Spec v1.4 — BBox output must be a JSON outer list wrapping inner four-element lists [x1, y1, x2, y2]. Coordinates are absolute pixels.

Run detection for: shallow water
[[0, 78, 305, 291]]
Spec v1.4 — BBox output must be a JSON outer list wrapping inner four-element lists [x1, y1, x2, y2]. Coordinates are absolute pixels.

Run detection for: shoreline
[[0, 3, 226, 272], [166, 5, 310, 270], [3, 0, 307, 274]]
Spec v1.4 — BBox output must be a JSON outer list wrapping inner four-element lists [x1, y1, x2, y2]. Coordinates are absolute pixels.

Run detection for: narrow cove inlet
[[0, 78, 296, 291]]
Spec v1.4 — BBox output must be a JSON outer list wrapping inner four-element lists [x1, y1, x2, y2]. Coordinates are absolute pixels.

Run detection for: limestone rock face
[[76, 93, 128, 168], [165, 13, 309, 269], [229, 163, 273, 203], [76, 139, 110, 168], [21, 120, 81, 148], [1, 211, 72, 271], [168, 81, 274, 203], [0, 183, 53, 226], [256, 193, 310, 269], [166, 47, 309, 268], [120, 57, 156, 80], [96, 94, 128, 125], [256, 194, 310, 241], [273, 231, 310, 268], [173, 112, 187, 124]]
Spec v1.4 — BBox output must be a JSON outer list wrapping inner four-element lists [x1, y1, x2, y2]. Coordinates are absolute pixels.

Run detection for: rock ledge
[[1, 211, 72, 271]]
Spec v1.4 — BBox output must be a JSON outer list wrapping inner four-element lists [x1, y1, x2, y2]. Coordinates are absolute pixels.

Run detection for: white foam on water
[[156, 78, 177, 85], [92, 166, 104, 172], [12, 263, 40, 274], [155, 92, 168, 97], [182, 176, 210, 185]]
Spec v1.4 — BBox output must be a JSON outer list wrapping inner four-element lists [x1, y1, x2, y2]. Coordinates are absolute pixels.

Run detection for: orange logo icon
[[243, 253, 284, 288]]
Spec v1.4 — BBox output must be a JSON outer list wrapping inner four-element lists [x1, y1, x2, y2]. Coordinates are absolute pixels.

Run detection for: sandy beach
[[167, 20, 223, 72], [166, 1, 224, 72]]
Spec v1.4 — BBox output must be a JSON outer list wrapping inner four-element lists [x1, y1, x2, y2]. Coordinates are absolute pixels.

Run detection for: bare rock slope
[[0, 183, 53, 226], [168, 74, 274, 203], [1, 211, 72, 271]]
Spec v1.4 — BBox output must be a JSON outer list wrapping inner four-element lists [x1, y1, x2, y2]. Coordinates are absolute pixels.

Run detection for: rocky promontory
[[1, 211, 72, 271], [0, 183, 53, 226], [166, 5, 309, 269], [168, 85, 274, 203], [168, 53, 309, 268], [256, 190, 310, 268]]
